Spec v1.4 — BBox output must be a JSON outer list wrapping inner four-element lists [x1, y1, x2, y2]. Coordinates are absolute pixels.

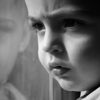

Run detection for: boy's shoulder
[[77, 87, 100, 100], [0, 83, 27, 100]]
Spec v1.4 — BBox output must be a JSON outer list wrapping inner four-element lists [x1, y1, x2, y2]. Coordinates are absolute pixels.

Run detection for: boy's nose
[[42, 30, 63, 54]]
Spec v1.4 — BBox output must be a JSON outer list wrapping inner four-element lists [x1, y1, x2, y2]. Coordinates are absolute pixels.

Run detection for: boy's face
[[0, 0, 30, 84], [26, 0, 100, 91]]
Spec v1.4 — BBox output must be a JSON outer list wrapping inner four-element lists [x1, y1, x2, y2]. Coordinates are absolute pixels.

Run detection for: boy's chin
[[57, 79, 81, 92], [59, 82, 74, 91]]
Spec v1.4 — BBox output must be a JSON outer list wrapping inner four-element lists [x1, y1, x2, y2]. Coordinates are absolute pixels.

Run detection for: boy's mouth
[[49, 62, 70, 77]]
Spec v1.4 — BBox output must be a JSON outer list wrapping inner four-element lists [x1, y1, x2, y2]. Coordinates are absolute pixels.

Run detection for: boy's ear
[[19, 21, 31, 52]]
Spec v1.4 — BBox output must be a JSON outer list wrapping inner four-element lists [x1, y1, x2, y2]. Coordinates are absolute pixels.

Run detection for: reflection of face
[[0, 0, 28, 84], [26, 0, 100, 91]]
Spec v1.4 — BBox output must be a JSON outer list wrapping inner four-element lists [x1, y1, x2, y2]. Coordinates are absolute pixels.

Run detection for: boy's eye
[[63, 19, 75, 27], [63, 18, 86, 29], [29, 18, 45, 31], [32, 22, 45, 31]]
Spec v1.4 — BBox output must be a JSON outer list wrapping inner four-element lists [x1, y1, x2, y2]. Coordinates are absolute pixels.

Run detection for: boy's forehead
[[26, 0, 100, 17]]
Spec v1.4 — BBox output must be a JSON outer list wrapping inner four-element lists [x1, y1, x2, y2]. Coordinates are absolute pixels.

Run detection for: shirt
[[77, 87, 100, 100]]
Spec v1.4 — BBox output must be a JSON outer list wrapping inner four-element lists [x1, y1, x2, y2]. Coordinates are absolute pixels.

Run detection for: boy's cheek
[[73, 45, 100, 70], [65, 35, 96, 63], [38, 49, 46, 63], [38, 48, 50, 70]]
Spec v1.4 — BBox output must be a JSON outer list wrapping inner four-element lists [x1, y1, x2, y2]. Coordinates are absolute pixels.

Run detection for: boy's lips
[[49, 62, 70, 77]]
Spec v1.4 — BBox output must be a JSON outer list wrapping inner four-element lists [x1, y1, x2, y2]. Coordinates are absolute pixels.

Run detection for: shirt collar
[[77, 87, 100, 100]]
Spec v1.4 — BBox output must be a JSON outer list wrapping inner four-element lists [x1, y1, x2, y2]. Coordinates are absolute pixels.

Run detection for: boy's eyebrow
[[48, 7, 95, 21], [50, 8, 89, 17], [29, 7, 94, 22]]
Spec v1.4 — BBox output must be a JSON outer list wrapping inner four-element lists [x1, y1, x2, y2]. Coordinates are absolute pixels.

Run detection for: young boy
[[25, 0, 100, 99], [0, 0, 30, 100]]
